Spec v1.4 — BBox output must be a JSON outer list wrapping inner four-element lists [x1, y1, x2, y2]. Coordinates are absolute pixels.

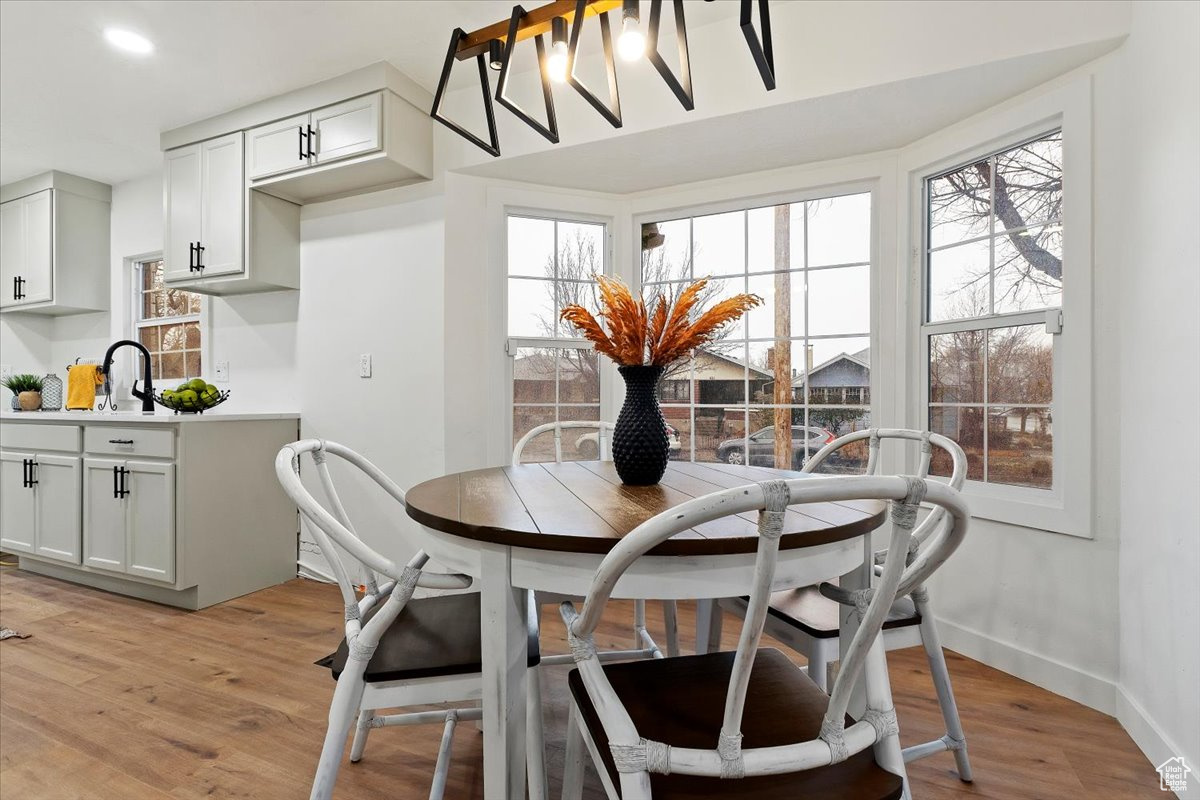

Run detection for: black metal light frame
[[495, 5, 560, 144], [430, 27, 502, 157], [647, 0, 693, 111], [566, 0, 622, 128], [740, 0, 775, 91]]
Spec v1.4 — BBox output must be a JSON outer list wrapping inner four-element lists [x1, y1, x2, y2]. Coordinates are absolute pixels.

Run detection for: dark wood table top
[[405, 461, 886, 556]]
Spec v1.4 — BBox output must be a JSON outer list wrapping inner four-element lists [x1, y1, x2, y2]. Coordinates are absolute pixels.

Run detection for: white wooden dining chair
[[560, 473, 969, 800], [714, 428, 974, 782], [275, 439, 547, 800], [513, 420, 680, 664]]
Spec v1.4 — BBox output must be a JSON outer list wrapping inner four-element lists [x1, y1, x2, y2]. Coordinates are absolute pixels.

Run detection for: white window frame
[[130, 254, 210, 385], [502, 207, 616, 456], [632, 179, 881, 465], [899, 76, 1093, 537]]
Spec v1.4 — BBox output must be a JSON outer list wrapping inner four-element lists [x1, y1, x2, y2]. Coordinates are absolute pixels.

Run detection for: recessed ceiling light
[[104, 28, 154, 55]]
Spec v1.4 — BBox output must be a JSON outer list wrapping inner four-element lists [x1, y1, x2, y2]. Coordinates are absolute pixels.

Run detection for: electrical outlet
[[359, 353, 372, 378], [214, 361, 229, 382]]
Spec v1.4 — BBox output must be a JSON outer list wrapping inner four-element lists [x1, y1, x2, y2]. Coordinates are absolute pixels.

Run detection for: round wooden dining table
[[405, 459, 887, 800]]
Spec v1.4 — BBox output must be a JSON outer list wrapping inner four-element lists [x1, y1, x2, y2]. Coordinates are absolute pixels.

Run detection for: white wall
[[1117, 0, 1200, 780]]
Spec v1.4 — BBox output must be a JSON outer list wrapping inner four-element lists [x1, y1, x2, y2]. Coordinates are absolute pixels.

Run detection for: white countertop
[[0, 410, 299, 424]]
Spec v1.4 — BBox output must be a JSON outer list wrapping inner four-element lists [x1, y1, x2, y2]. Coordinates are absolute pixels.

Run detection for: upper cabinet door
[[199, 133, 244, 278], [34, 454, 82, 564], [247, 113, 311, 180], [0, 199, 23, 308], [312, 93, 381, 165], [163, 145, 203, 282], [19, 190, 53, 304], [0, 451, 36, 553]]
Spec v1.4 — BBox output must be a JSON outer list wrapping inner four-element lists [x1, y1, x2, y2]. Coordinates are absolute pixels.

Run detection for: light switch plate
[[359, 353, 372, 378], [214, 361, 230, 382]]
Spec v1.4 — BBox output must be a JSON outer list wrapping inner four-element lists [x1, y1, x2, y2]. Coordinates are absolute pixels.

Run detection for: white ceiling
[[463, 40, 1119, 194], [0, 0, 740, 186]]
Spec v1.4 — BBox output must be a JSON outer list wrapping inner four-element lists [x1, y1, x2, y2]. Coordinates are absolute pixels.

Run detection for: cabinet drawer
[[0, 423, 80, 452], [84, 426, 174, 459]]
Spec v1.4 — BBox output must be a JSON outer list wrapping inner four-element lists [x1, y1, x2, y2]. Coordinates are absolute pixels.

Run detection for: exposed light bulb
[[547, 41, 569, 83], [618, 17, 645, 61], [104, 27, 154, 55]]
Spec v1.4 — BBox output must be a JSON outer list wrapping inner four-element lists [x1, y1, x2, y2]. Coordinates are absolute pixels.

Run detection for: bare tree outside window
[[134, 259, 202, 382]]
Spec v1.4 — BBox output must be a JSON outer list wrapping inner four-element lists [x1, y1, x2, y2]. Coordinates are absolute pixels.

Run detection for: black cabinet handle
[[113, 465, 119, 498], [196, 243, 205, 270], [118, 467, 130, 499], [27, 460, 37, 487], [12, 276, 17, 300], [299, 126, 308, 160], [306, 124, 316, 158], [108, 439, 134, 445], [189, 242, 196, 271], [22, 458, 30, 488]]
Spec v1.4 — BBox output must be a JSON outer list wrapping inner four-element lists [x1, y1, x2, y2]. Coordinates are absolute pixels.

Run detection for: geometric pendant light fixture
[[431, 0, 780, 156], [739, 0, 775, 91], [496, 5, 559, 143], [430, 27, 502, 157], [647, 0, 693, 111]]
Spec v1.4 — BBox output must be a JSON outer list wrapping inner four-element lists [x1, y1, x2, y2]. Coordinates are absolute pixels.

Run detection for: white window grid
[[132, 257, 203, 383]]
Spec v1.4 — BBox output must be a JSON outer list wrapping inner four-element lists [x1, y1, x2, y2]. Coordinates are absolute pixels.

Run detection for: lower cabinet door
[[83, 457, 127, 573], [125, 460, 175, 583], [33, 454, 82, 564], [0, 451, 36, 553]]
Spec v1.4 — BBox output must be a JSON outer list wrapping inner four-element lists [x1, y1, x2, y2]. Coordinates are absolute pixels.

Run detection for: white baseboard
[[933, 616, 1117, 715], [1116, 686, 1198, 797]]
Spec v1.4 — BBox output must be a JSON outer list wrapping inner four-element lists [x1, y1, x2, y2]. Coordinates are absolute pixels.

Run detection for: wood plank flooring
[[0, 566, 1162, 799]]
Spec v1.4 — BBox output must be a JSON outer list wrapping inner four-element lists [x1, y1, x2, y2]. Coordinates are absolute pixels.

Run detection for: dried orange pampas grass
[[560, 276, 761, 367]]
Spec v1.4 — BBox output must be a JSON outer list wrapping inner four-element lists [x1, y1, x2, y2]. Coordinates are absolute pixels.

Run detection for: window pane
[[660, 358, 693, 403], [808, 265, 869, 336], [699, 406, 743, 464], [993, 133, 1062, 232], [160, 351, 184, 381], [747, 205, 801, 273], [807, 193, 870, 266], [692, 211, 745, 277], [994, 223, 1062, 314], [508, 216, 555, 277], [557, 406, 604, 461], [928, 238, 990, 321], [185, 351, 202, 379], [160, 323, 187, 351], [746, 271, 804, 340], [988, 325, 1052, 404], [808, 336, 869, 372], [189, 294, 202, 314], [929, 406, 984, 481], [642, 219, 690, 283], [988, 408, 1052, 488], [748, 340, 796, 405], [930, 330, 984, 403], [928, 161, 990, 249], [513, 347, 557, 404], [508, 278, 556, 337], [513, 406, 557, 463], [557, 222, 604, 282], [138, 326, 159, 353], [559, 349, 600, 404], [184, 322, 201, 349], [662, 410, 690, 461], [694, 346, 746, 404]]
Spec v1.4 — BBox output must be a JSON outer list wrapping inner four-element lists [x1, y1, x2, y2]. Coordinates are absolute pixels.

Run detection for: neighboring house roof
[[513, 353, 595, 382], [793, 347, 871, 387]]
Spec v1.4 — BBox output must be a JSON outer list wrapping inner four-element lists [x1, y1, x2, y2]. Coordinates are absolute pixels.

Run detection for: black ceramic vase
[[613, 365, 670, 486]]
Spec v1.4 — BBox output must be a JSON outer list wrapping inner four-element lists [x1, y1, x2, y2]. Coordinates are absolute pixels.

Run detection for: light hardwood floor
[[0, 566, 1161, 799]]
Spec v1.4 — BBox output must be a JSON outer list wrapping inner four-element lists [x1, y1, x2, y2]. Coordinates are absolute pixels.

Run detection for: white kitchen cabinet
[[163, 146, 202, 283], [311, 93, 382, 165], [4, 414, 299, 609], [0, 451, 36, 553], [247, 113, 312, 181], [0, 449, 81, 563], [163, 132, 245, 283], [0, 172, 110, 315], [33, 454, 82, 563]]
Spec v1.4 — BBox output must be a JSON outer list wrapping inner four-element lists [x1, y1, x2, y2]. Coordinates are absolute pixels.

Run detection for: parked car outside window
[[715, 426, 834, 469]]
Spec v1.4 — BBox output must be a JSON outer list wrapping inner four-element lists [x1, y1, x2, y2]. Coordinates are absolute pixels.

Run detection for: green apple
[[199, 386, 220, 406], [188, 378, 207, 391], [176, 389, 199, 407]]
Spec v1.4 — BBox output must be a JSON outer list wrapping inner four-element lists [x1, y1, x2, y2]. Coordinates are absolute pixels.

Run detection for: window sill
[[960, 480, 1091, 538]]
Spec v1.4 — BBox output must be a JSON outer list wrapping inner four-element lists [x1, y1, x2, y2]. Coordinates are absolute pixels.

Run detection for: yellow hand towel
[[66, 365, 104, 410]]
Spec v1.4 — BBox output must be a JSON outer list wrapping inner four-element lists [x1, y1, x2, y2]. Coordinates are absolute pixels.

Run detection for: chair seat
[[318, 592, 540, 683], [568, 648, 904, 800], [766, 586, 921, 640]]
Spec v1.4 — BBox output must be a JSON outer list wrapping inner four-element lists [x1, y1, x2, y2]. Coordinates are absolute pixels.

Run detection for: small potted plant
[[2, 373, 44, 411], [561, 276, 760, 485]]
